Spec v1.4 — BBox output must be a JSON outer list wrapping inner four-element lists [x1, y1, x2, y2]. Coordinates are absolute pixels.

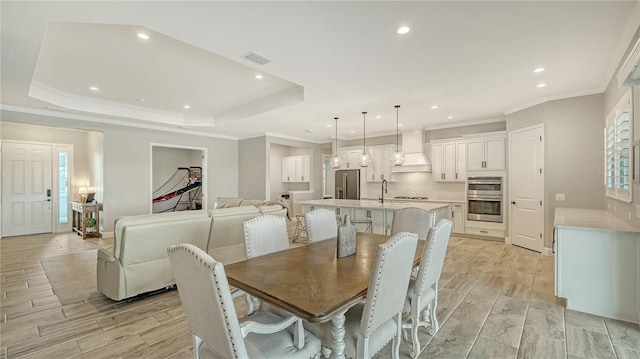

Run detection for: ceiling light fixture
[[255, 74, 263, 79], [183, 104, 191, 109], [137, 33, 150, 40], [330, 117, 343, 169], [138, 98, 146, 103], [391, 105, 405, 166], [534, 67, 545, 73], [89, 86, 99, 91], [536, 83, 547, 88], [357, 111, 372, 167], [431, 105, 438, 109], [376, 115, 381, 119], [447, 116, 454, 119], [396, 26, 410, 35]]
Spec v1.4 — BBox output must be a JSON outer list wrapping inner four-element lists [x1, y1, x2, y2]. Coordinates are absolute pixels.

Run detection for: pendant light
[[391, 105, 406, 166], [330, 117, 343, 169], [357, 111, 372, 167]]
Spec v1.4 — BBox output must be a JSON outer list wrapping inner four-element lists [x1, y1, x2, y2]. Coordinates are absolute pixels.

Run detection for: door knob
[[511, 201, 516, 205]]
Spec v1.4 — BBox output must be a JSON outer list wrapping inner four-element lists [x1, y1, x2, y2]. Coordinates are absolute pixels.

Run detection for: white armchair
[[402, 219, 452, 358], [305, 232, 418, 359], [167, 244, 321, 359], [305, 208, 338, 243]]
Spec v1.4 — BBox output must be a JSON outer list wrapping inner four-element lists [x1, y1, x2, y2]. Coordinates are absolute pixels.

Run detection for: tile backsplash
[[362, 172, 465, 201]]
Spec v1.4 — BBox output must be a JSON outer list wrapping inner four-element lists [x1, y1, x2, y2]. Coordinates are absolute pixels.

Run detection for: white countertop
[[298, 199, 450, 211], [361, 197, 465, 204], [554, 207, 640, 233]]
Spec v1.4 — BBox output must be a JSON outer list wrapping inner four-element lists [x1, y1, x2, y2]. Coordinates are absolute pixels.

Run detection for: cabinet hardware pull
[[480, 230, 488, 234]]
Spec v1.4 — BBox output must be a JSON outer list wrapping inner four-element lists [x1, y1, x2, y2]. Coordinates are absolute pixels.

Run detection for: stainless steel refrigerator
[[335, 169, 360, 200]]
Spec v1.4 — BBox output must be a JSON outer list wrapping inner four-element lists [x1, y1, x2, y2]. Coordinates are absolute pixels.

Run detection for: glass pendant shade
[[391, 105, 405, 166], [330, 155, 343, 169], [331, 116, 342, 169], [357, 111, 371, 167], [391, 150, 405, 166], [358, 152, 372, 167]]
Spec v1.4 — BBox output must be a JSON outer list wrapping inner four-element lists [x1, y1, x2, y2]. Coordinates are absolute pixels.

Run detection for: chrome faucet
[[380, 179, 388, 203]]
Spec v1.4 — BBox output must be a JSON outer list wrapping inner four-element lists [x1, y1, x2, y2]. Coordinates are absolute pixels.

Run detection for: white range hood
[[391, 130, 432, 173]]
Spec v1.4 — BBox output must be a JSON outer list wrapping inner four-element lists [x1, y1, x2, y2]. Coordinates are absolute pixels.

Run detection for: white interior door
[[2, 142, 53, 237], [509, 125, 544, 252]]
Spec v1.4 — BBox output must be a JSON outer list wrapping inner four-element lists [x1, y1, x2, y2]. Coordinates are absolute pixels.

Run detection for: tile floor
[[1, 227, 639, 358]]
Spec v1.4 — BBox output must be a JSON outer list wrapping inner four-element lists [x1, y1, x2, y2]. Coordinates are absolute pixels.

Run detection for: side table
[[72, 201, 102, 239]]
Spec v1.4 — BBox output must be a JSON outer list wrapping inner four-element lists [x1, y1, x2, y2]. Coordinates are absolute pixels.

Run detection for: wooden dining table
[[225, 232, 424, 359]]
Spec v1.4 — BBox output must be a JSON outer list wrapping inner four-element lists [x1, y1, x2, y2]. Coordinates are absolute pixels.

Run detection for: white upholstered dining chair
[[305, 232, 419, 359], [402, 219, 452, 358], [241, 215, 290, 314], [243, 215, 290, 258], [305, 208, 338, 243], [167, 243, 322, 359], [390, 207, 435, 240]]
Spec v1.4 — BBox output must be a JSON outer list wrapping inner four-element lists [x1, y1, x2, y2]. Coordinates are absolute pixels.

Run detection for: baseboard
[[542, 247, 553, 256], [102, 231, 114, 239], [504, 236, 511, 245]]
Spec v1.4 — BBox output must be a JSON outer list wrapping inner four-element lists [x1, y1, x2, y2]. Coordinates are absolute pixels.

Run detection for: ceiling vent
[[242, 51, 272, 65]]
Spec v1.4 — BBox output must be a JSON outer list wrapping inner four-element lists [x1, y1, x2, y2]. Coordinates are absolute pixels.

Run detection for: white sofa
[[97, 211, 212, 301], [97, 199, 287, 301]]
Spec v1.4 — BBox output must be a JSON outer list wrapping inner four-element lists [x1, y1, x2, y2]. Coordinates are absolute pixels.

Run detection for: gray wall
[[239, 136, 267, 200], [604, 26, 640, 227], [506, 94, 605, 248], [1, 111, 238, 233], [426, 122, 507, 141], [269, 143, 289, 200]]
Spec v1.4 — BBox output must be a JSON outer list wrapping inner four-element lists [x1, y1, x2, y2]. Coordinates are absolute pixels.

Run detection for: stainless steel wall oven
[[467, 176, 503, 223]]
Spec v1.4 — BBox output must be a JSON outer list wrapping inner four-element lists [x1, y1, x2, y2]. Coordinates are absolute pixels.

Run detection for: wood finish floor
[[1, 228, 639, 358]]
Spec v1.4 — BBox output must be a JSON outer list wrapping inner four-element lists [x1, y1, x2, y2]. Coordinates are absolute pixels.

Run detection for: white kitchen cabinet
[[282, 155, 310, 182], [464, 132, 505, 171], [366, 145, 395, 182], [554, 208, 640, 324], [431, 138, 465, 182], [451, 202, 465, 234], [337, 147, 362, 170]]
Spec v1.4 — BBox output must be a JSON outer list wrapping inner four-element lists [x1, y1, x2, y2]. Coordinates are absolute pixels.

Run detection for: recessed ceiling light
[[326, 124, 331, 128], [398, 124, 403, 127], [183, 104, 191, 109], [447, 116, 454, 119], [351, 130, 356, 134], [137, 33, 149, 40], [89, 86, 99, 91], [255, 74, 263, 79], [431, 105, 438, 109], [534, 67, 545, 73], [396, 26, 410, 35], [138, 98, 146, 103], [536, 83, 547, 88], [376, 115, 382, 119]]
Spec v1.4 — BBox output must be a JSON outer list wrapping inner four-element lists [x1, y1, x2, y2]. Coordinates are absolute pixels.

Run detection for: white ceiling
[[1, 1, 639, 143]]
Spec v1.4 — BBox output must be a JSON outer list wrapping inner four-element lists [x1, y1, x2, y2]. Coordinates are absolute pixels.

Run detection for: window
[[58, 152, 69, 223], [605, 90, 633, 202]]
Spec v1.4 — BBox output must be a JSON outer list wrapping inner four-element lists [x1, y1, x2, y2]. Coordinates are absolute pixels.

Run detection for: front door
[[509, 125, 544, 252], [1, 142, 53, 237]]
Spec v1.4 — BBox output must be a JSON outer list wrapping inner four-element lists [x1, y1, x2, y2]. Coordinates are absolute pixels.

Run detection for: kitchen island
[[298, 199, 450, 235], [554, 208, 640, 324]]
